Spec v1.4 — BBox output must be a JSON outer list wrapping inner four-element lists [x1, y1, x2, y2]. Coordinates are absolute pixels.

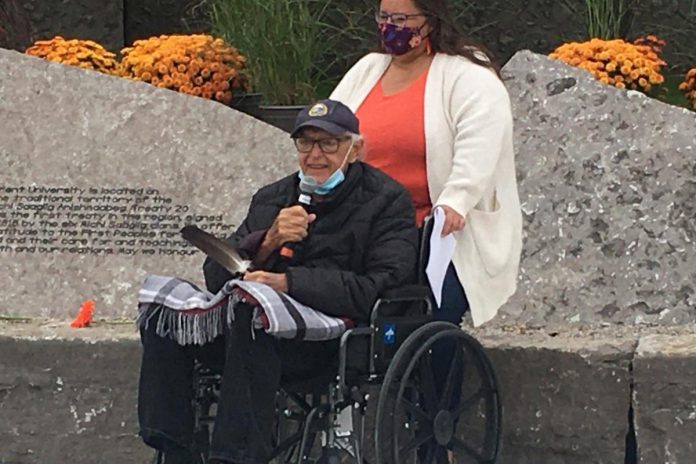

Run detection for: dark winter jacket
[[203, 162, 418, 322]]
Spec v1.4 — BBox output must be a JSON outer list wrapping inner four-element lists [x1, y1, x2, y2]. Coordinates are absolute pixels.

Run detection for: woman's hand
[[439, 205, 466, 237], [243, 271, 289, 293]]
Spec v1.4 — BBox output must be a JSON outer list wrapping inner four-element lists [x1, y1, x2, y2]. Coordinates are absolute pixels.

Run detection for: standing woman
[[331, 0, 522, 328]]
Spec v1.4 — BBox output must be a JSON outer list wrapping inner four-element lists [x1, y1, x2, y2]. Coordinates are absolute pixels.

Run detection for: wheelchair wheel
[[375, 325, 501, 464], [374, 322, 465, 462]]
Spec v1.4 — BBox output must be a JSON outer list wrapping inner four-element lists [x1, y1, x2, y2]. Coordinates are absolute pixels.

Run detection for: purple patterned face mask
[[379, 22, 426, 56]]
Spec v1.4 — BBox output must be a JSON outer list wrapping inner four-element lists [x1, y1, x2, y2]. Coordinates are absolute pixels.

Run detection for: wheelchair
[[153, 221, 502, 464]]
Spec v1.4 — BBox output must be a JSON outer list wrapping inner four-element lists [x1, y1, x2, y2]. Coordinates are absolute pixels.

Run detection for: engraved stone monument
[[0, 48, 295, 318]]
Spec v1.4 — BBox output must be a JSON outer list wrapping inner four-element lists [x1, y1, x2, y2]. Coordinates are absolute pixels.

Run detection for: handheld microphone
[[279, 191, 313, 262]]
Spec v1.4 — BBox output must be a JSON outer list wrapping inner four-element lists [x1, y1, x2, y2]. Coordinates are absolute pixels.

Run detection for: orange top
[[356, 68, 432, 226]]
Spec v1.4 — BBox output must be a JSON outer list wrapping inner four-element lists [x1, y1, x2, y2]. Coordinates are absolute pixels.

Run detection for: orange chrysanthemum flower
[[25, 36, 120, 76], [679, 68, 696, 109], [118, 34, 250, 105], [549, 36, 667, 94]]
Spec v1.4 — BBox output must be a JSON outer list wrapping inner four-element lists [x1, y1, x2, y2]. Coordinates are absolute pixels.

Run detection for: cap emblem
[[308, 102, 329, 117]]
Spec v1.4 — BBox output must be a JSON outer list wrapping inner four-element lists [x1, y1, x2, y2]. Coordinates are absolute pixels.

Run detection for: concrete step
[[1, 321, 694, 463]]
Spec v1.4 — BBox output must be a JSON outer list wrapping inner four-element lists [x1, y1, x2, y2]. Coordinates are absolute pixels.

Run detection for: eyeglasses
[[375, 10, 426, 28], [293, 136, 350, 154]]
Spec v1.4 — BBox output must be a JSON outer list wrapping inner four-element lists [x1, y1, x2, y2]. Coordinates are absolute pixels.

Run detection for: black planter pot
[[253, 105, 306, 133], [229, 92, 263, 118]]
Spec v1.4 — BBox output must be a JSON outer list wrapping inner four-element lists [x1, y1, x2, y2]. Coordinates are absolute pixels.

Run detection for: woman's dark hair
[[379, 0, 501, 77]]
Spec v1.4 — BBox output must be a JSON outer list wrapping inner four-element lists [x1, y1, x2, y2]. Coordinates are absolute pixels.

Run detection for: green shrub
[[210, 0, 334, 105], [583, 0, 637, 39]]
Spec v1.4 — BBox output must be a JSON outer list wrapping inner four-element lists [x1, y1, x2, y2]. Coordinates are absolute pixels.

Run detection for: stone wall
[[0, 329, 149, 464], [634, 335, 696, 462], [3, 323, 695, 463]]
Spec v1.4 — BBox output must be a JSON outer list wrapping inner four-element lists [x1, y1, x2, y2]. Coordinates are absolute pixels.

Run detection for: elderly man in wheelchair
[[136, 100, 501, 464]]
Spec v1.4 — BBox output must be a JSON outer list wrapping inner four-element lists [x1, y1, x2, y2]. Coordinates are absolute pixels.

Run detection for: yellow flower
[[549, 38, 666, 96], [215, 91, 228, 103], [679, 67, 696, 108], [121, 34, 248, 101], [649, 74, 663, 85], [25, 36, 120, 76], [118, 34, 249, 101]]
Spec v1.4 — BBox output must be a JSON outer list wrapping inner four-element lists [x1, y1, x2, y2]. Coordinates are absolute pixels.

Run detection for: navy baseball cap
[[291, 99, 360, 138]]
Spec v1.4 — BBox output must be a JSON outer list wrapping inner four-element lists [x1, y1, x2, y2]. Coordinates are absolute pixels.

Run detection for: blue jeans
[[433, 263, 469, 325], [432, 263, 469, 409], [419, 263, 469, 462]]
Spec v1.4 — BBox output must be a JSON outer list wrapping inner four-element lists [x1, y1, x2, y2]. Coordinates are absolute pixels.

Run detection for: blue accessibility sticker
[[383, 323, 396, 345]]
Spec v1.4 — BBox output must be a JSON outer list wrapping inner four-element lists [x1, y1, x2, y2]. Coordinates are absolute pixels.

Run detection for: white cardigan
[[331, 52, 522, 326]]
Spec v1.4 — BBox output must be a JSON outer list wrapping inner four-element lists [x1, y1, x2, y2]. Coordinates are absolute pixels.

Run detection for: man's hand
[[439, 205, 466, 236], [243, 271, 289, 293], [263, 206, 317, 251]]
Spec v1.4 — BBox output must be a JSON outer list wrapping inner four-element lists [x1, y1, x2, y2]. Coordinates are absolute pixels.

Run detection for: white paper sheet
[[425, 207, 457, 309]]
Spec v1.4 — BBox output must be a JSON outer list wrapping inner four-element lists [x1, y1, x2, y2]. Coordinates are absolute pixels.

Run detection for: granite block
[[477, 329, 634, 463], [0, 48, 295, 319], [634, 334, 696, 463], [499, 51, 696, 327]]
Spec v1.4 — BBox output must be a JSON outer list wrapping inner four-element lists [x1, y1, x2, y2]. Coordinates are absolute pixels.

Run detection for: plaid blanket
[[137, 275, 354, 346]]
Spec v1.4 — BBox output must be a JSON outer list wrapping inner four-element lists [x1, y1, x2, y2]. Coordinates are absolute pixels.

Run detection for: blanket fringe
[[137, 302, 226, 346]]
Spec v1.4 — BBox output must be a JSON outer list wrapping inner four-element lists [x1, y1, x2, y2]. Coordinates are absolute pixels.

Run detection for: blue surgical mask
[[298, 140, 354, 195]]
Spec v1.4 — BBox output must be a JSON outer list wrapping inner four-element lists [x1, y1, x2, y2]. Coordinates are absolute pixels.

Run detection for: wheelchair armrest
[[371, 285, 432, 323], [379, 284, 431, 302]]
